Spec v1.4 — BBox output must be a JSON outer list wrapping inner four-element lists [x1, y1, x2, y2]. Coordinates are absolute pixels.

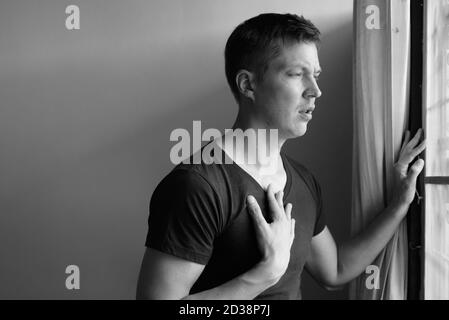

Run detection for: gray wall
[[0, 0, 353, 299]]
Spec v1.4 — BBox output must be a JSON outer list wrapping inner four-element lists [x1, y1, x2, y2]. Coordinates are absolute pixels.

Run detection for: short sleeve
[[312, 175, 326, 236], [145, 168, 221, 265]]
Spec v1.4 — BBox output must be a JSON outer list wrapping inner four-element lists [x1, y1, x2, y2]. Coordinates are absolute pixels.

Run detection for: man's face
[[252, 41, 322, 139]]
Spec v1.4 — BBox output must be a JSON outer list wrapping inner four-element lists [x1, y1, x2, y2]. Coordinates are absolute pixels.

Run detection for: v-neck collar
[[218, 146, 293, 200]]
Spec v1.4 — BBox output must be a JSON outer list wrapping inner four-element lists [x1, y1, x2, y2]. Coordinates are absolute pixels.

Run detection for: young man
[[136, 13, 426, 300]]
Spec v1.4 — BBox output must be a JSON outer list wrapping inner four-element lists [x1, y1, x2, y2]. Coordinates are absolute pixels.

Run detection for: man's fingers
[[413, 139, 426, 157], [285, 203, 292, 220], [276, 190, 284, 209], [275, 190, 283, 208], [405, 139, 426, 164], [290, 218, 296, 242], [406, 129, 422, 150], [407, 158, 425, 181], [399, 138, 426, 166], [400, 130, 411, 153], [247, 195, 268, 230], [267, 184, 283, 220]]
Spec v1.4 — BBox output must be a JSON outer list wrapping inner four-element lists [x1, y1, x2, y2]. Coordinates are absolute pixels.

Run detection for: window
[[423, 0, 449, 299]]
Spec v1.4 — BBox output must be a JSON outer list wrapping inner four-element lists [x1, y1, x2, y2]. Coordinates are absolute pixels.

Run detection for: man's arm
[[306, 201, 408, 289], [136, 248, 281, 300], [305, 129, 426, 289], [137, 185, 295, 300]]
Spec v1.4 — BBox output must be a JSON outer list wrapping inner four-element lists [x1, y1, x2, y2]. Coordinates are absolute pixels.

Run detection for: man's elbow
[[136, 281, 189, 300], [317, 274, 347, 291], [321, 261, 350, 291]]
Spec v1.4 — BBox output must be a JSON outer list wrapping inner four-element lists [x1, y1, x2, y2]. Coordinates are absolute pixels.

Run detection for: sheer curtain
[[351, 0, 410, 299]]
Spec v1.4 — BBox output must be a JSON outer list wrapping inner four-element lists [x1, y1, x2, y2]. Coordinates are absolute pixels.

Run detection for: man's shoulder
[[155, 155, 231, 200], [158, 164, 215, 191], [282, 152, 316, 180], [282, 152, 322, 197]]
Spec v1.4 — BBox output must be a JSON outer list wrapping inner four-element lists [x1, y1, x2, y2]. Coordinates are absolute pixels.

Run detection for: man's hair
[[224, 13, 321, 101]]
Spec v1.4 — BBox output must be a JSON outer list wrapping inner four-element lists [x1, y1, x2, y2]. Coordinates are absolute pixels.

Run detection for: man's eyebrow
[[289, 63, 322, 74]]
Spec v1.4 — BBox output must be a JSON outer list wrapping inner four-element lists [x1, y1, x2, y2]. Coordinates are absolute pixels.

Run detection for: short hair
[[224, 13, 321, 101]]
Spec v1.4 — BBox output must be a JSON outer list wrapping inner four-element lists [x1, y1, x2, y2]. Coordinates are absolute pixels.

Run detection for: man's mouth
[[299, 105, 315, 114], [298, 110, 313, 121]]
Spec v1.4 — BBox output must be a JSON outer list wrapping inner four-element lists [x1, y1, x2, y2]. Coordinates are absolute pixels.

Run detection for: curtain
[[351, 0, 411, 299]]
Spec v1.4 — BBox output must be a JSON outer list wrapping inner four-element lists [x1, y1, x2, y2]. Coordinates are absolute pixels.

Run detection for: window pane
[[424, 184, 449, 299], [424, 0, 449, 176]]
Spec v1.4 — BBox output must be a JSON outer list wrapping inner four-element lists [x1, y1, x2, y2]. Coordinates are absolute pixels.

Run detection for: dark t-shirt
[[145, 146, 326, 300]]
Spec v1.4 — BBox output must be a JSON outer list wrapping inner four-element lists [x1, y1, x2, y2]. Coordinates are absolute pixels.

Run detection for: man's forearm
[[182, 261, 280, 300], [335, 200, 410, 285], [319, 129, 425, 287]]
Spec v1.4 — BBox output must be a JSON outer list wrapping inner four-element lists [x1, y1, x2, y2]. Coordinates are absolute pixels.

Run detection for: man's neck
[[215, 114, 286, 175]]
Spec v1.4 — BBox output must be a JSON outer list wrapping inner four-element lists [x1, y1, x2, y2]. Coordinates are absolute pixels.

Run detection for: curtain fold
[[351, 0, 410, 300]]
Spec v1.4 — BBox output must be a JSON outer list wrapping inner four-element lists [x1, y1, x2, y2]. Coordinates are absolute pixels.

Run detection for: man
[[136, 13, 426, 300]]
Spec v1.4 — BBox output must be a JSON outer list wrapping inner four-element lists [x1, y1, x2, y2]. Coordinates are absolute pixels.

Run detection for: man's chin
[[283, 127, 307, 140], [293, 124, 308, 138]]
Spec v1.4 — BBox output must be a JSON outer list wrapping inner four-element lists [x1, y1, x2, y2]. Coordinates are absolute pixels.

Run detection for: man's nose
[[303, 80, 322, 99]]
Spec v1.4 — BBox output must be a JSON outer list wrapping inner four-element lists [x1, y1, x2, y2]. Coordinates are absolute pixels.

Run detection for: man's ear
[[235, 70, 256, 102]]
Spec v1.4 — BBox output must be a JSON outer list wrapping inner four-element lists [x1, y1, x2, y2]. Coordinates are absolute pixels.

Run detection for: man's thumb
[[407, 158, 425, 181]]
